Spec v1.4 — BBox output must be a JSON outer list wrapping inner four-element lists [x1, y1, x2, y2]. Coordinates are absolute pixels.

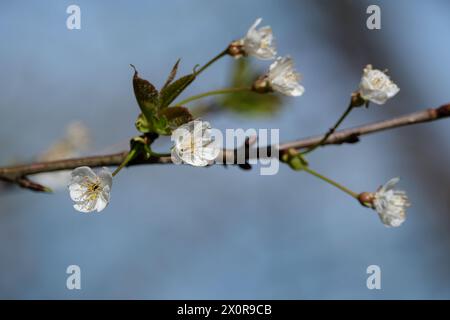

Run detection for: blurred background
[[0, 0, 449, 299]]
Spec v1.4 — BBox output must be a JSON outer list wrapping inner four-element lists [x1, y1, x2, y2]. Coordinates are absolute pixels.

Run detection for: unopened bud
[[227, 40, 246, 58], [358, 192, 375, 207], [252, 76, 273, 94], [350, 92, 366, 107]]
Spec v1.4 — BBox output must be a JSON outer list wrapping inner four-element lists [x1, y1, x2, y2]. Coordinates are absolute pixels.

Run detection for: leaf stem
[[302, 166, 358, 199], [302, 102, 354, 154], [176, 87, 251, 106]]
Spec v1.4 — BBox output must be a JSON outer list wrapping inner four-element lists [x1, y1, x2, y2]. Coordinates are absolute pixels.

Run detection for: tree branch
[[1, 103, 449, 192], [278, 103, 450, 150]]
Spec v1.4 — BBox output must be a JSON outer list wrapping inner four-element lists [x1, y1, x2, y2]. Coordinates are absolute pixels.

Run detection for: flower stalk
[[302, 166, 359, 199], [176, 87, 252, 106], [195, 48, 229, 76], [112, 147, 139, 177], [302, 100, 355, 155]]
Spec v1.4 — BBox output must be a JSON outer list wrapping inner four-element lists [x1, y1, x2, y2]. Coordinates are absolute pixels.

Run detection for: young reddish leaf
[[131, 65, 159, 117], [162, 59, 180, 91], [159, 73, 196, 108], [158, 106, 193, 130]]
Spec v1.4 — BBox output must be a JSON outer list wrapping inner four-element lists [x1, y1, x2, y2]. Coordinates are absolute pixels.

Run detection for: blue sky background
[[0, 0, 449, 299]]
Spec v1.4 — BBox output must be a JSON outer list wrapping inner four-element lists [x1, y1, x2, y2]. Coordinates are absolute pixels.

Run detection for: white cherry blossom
[[266, 56, 304, 96], [68, 166, 112, 213], [171, 120, 220, 167], [359, 64, 399, 104], [238, 18, 276, 60], [372, 177, 410, 227]]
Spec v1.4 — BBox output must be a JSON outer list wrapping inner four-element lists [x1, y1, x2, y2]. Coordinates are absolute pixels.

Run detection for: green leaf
[[137, 109, 186, 135], [159, 106, 193, 130], [136, 112, 168, 135], [132, 63, 196, 135], [162, 59, 180, 90], [152, 117, 170, 135], [159, 73, 196, 108], [148, 107, 193, 135], [135, 113, 151, 133], [231, 58, 251, 86], [131, 65, 159, 118], [223, 92, 282, 116], [222, 59, 282, 117]]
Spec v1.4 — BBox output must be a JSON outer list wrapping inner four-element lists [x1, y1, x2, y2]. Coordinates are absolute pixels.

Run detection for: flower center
[[80, 178, 102, 201], [371, 76, 385, 88], [90, 183, 100, 192], [190, 136, 196, 152]]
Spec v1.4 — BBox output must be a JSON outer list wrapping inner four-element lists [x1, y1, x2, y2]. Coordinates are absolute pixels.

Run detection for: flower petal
[[171, 147, 183, 165], [73, 199, 97, 213], [200, 144, 220, 161], [95, 192, 109, 212], [69, 182, 87, 201], [71, 166, 96, 180], [247, 18, 262, 36], [98, 167, 113, 189], [242, 18, 276, 60], [382, 177, 400, 192]]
